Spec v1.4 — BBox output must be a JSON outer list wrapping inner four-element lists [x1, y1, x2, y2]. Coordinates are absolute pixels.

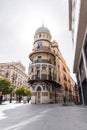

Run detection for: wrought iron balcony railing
[[30, 74, 55, 81], [33, 59, 51, 64]]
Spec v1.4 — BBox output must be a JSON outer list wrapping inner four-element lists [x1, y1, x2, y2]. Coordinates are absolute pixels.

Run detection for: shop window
[[84, 34, 87, 62], [52, 86, 55, 91], [43, 85, 45, 90], [32, 86, 35, 90], [79, 56, 84, 75], [46, 86, 48, 90]]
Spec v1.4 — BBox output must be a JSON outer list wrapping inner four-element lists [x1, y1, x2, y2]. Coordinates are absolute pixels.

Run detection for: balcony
[[28, 74, 61, 88], [29, 62, 55, 68], [29, 50, 55, 60], [29, 63, 56, 84], [33, 59, 51, 64], [31, 74, 54, 80], [28, 74, 56, 84], [34, 46, 51, 52]]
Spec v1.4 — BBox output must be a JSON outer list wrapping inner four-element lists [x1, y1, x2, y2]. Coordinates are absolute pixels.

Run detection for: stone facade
[[28, 25, 72, 104], [69, 0, 87, 105], [0, 62, 28, 87]]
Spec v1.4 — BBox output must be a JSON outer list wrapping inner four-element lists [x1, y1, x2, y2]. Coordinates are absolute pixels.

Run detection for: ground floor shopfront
[[29, 81, 62, 104]]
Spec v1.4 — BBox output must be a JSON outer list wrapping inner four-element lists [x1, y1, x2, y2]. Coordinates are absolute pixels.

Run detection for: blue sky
[[0, 0, 76, 80]]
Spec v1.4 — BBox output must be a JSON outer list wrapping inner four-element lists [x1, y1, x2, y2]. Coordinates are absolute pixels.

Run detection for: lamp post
[[10, 73, 17, 103]]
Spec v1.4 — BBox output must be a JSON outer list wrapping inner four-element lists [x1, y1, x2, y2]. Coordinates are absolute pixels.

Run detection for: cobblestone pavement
[[0, 102, 87, 130]]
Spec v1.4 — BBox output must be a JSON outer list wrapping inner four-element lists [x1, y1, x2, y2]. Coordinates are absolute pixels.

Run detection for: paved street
[[0, 102, 87, 130]]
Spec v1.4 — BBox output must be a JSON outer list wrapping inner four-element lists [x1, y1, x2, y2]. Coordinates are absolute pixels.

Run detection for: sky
[[0, 0, 76, 81]]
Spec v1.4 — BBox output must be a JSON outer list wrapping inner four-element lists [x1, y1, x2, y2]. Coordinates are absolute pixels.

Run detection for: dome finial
[[35, 24, 51, 35], [42, 19, 44, 27]]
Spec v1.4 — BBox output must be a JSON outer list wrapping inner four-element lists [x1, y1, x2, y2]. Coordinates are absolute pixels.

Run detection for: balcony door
[[37, 56, 41, 62], [37, 70, 40, 79]]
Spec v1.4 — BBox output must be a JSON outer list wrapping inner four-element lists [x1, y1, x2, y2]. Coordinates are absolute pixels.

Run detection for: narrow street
[[0, 103, 87, 130]]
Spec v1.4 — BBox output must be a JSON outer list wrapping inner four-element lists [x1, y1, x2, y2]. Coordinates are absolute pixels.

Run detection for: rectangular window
[[38, 42, 42, 48], [64, 75, 67, 81], [37, 56, 42, 62], [63, 66, 66, 73], [37, 70, 40, 78], [38, 56, 41, 59]]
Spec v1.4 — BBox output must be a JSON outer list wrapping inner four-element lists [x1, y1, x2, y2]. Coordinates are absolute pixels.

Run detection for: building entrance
[[82, 79, 87, 105], [36, 86, 41, 104], [37, 92, 41, 103]]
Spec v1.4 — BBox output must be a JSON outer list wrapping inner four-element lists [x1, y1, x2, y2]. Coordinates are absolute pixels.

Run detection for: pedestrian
[[0, 94, 3, 104], [19, 96, 22, 103], [27, 96, 31, 103], [10, 96, 12, 103], [63, 95, 66, 104]]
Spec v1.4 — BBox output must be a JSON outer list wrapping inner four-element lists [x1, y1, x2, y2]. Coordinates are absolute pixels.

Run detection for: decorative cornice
[[34, 39, 51, 44]]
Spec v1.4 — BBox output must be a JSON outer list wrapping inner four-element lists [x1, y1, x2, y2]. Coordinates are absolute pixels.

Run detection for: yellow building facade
[[28, 25, 71, 104]]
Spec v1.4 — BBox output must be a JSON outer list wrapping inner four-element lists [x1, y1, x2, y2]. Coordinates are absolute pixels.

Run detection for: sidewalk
[[0, 101, 25, 120]]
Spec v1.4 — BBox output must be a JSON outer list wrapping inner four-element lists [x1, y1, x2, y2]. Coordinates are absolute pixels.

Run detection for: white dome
[[35, 25, 50, 35]]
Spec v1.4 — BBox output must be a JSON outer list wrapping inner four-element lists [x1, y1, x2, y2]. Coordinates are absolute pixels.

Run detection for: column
[[52, 67, 54, 80], [34, 65, 36, 80], [40, 65, 42, 79], [46, 65, 49, 80]]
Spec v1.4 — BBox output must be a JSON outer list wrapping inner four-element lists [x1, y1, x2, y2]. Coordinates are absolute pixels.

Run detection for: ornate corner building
[[28, 25, 72, 104]]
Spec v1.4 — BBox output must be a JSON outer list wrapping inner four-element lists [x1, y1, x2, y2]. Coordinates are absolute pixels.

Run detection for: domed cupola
[[35, 25, 51, 35], [33, 25, 52, 52], [34, 24, 51, 42]]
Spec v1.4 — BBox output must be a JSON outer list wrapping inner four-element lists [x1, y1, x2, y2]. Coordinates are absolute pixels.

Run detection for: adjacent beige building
[[0, 62, 28, 87], [28, 25, 72, 104]]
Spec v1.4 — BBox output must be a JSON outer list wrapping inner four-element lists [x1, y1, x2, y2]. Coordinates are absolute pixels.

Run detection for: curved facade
[[28, 25, 62, 104], [28, 25, 73, 104]]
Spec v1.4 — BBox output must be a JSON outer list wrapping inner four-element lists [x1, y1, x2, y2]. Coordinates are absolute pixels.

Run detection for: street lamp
[[10, 73, 17, 103]]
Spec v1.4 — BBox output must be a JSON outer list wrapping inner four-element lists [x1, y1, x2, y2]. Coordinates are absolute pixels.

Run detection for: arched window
[[37, 86, 41, 91], [37, 70, 40, 78], [31, 68, 33, 72], [49, 68, 52, 79], [42, 67, 46, 72]]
